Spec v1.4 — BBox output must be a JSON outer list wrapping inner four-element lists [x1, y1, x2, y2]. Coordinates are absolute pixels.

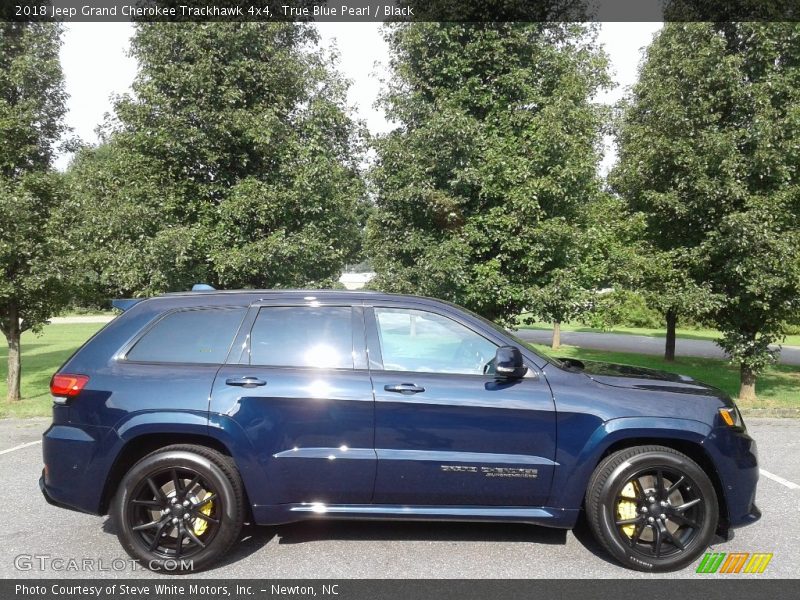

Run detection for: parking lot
[[1, 417, 798, 579]]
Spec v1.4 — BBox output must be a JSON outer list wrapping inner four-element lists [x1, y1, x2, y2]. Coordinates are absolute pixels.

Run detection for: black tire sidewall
[[593, 450, 718, 572], [111, 449, 241, 573]]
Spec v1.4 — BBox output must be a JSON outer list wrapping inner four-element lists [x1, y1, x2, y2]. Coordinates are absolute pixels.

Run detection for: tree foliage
[[368, 23, 609, 324], [0, 23, 69, 401], [612, 23, 800, 397], [65, 23, 366, 297]]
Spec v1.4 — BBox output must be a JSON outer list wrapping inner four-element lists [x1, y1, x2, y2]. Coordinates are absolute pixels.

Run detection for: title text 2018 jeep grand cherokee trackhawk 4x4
[[40, 289, 760, 572]]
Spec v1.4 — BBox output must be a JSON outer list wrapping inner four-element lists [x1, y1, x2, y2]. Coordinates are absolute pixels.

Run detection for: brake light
[[50, 374, 89, 400]]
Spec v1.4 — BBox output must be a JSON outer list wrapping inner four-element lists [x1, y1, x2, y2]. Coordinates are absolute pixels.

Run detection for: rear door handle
[[384, 383, 425, 394], [226, 376, 267, 388]]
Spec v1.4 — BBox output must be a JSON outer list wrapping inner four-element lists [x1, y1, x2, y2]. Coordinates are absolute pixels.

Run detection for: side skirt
[[252, 503, 581, 529]]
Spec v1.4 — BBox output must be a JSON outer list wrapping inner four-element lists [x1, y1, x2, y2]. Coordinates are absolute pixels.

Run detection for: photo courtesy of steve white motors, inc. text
[[13, 3, 414, 18], [15, 583, 339, 597]]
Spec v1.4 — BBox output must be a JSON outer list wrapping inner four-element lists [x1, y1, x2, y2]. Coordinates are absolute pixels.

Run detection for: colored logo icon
[[696, 552, 773, 574]]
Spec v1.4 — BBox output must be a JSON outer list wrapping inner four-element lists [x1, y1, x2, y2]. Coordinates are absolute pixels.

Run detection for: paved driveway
[[515, 329, 800, 366], [1, 417, 797, 579]]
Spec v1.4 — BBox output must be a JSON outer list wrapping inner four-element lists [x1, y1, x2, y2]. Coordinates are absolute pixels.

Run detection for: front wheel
[[585, 445, 718, 572], [111, 444, 245, 572]]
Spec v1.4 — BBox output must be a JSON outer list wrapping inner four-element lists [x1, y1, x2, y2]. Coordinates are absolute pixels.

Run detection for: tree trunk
[[5, 306, 21, 402], [738, 365, 757, 402], [664, 309, 677, 362], [551, 321, 561, 351]]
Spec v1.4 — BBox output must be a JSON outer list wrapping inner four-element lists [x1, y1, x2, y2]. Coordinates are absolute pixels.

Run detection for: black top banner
[[3, 0, 800, 22]]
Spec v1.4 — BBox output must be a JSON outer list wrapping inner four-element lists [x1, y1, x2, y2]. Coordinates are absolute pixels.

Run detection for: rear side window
[[126, 308, 246, 364], [250, 306, 354, 369]]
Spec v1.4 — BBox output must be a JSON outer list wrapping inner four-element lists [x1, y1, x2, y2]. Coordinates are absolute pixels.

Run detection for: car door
[[367, 303, 557, 506], [210, 299, 376, 505]]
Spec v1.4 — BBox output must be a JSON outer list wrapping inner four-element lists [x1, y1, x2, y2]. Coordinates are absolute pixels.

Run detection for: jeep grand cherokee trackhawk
[[40, 289, 760, 572]]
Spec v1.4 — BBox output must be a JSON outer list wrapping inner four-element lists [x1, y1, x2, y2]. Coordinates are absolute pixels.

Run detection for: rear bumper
[[41, 423, 110, 515], [39, 470, 92, 514]]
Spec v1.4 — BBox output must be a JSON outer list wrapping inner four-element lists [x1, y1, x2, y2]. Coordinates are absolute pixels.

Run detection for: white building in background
[[338, 272, 376, 290]]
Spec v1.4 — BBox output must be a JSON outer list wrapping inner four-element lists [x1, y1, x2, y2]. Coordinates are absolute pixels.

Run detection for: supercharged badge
[[440, 465, 538, 479], [481, 467, 538, 479]]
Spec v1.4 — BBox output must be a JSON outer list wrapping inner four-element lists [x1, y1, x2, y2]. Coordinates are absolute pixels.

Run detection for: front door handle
[[226, 376, 267, 388], [384, 383, 425, 394]]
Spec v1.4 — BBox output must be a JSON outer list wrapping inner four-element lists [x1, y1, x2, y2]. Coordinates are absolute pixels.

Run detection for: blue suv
[[40, 289, 760, 572]]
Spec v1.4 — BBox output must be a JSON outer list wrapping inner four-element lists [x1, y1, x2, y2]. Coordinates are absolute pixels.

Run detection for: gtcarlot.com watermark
[[14, 553, 193, 572]]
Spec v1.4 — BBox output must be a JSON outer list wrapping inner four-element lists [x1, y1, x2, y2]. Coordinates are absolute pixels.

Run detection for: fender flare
[[548, 416, 712, 509]]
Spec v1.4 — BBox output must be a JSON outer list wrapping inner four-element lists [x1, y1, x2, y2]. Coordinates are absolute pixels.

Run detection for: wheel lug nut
[[660, 501, 668, 507], [183, 513, 190, 519], [641, 507, 648, 513], [647, 516, 655, 523], [183, 500, 190, 507], [660, 513, 666, 519], [172, 517, 178, 524]]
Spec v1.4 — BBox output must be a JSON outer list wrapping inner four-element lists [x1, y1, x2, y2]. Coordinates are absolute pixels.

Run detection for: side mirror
[[494, 346, 528, 380]]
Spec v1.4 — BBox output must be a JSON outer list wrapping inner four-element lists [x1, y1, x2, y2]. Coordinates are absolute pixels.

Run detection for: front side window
[[374, 307, 497, 375], [250, 306, 354, 369], [126, 308, 246, 364]]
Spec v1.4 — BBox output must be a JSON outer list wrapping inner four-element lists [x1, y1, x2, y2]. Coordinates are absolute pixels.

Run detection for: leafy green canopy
[[612, 23, 800, 379], [65, 23, 366, 297], [368, 23, 609, 323], [0, 23, 69, 336]]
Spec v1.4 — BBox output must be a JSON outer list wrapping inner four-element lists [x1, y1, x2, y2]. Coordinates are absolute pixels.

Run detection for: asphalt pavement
[[515, 329, 800, 366], [1, 417, 797, 579]]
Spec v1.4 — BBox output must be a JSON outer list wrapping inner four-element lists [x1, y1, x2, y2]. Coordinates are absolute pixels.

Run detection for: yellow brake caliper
[[193, 493, 213, 536], [617, 482, 638, 537]]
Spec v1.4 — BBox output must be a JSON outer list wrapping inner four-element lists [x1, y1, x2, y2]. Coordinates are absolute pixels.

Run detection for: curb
[[739, 408, 800, 419]]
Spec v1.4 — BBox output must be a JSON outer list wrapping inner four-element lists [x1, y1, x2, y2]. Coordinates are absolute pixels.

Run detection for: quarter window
[[126, 308, 246, 364], [374, 308, 497, 375], [249, 306, 354, 369]]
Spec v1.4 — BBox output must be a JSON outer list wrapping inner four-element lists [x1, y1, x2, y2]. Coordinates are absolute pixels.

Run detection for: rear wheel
[[585, 445, 718, 572], [111, 444, 244, 572]]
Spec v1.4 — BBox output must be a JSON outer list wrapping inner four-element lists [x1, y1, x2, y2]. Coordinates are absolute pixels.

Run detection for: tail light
[[50, 374, 89, 404]]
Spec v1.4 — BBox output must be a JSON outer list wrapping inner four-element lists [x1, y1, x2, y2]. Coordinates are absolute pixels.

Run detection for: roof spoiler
[[112, 284, 215, 311], [111, 298, 143, 312]]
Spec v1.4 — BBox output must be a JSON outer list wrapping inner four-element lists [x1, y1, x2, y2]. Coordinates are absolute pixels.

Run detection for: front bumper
[[703, 426, 761, 530]]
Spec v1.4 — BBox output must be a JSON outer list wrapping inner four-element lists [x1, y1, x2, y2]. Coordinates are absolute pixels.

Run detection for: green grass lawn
[[530, 344, 800, 410], [519, 320, 800, 348], [0, 323, 105, 418]]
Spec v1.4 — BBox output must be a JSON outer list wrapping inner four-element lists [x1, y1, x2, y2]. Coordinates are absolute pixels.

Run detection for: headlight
[[719, 406, 745, 430]]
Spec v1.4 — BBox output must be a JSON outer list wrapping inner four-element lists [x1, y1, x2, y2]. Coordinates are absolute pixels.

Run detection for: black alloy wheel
[[127, 465, 221, 560], [112, 444, 244, 572], [585, 445, 718, 572]]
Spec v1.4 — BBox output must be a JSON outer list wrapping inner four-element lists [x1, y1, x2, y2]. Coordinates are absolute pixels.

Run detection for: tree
[[65, 23, 366, 298], [635, 249, 719, 361], [702, 23, 800, 400], [0, 23, 69, 402], [702, 204, 800, 400], [526, 194, 641, 350], [368, 23, 609, 325], [613, 23, 800, 397], [611, 23, 742, 361]]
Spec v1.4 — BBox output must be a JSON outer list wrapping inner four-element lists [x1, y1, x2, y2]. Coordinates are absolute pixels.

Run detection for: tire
[[111, 444, 245, 573], [585, 445, 718, 572]]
